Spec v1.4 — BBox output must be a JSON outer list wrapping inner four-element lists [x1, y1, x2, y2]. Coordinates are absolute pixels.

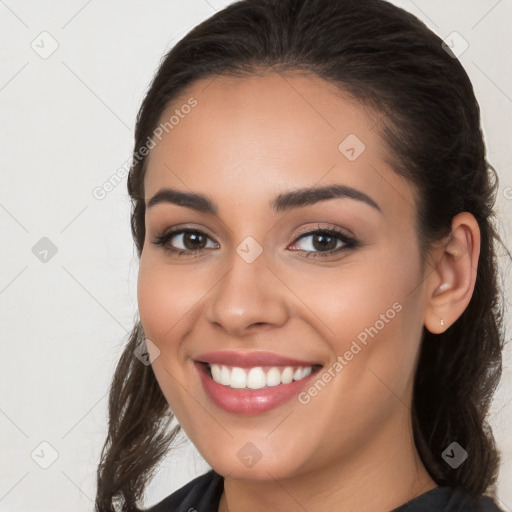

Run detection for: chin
[[203, 446, 309, 482]]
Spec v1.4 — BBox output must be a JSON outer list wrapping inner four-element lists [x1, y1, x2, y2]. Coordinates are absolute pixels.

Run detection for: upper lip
[[195, 350, 323, 368]]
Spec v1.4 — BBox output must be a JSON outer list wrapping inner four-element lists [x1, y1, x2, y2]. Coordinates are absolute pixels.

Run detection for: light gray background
[[0, 1, 511, 510]]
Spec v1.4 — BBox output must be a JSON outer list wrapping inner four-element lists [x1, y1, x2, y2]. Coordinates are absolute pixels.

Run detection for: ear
[[423, 212, 481, 334]]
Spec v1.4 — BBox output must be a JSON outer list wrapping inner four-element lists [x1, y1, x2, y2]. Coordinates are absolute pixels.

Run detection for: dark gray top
[[144, 469, 505, 512]]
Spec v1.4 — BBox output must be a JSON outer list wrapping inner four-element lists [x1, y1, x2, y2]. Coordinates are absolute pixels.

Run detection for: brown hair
[[95, 0, 509, 509]]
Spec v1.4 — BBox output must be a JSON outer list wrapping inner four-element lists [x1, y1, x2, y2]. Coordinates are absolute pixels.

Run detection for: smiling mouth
[[199, 362, 323, 390]]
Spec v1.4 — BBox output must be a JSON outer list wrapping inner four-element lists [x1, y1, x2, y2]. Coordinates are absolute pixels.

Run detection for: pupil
[[185, 232, 205, 250], [313, 234, 336, 251]]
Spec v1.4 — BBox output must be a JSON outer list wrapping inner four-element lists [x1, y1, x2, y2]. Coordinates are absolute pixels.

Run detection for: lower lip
[[195, 361, 320, 415]]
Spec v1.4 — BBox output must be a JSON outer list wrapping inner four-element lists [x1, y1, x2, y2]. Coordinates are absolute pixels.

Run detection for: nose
[[204, 246, 289, 335]]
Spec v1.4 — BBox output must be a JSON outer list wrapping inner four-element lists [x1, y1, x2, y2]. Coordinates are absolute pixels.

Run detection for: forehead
[[143, 71, 415, 218]]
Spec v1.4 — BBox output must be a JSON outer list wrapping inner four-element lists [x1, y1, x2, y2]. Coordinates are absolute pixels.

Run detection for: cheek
[[137, 257, 203, 342], [289, 259, 424, 458], [137, 262, 171, 341], [289, 245, 421, 349], [136, 258, 199, 417], [337, 234, 423, 398], [306, 243, 424, 391]]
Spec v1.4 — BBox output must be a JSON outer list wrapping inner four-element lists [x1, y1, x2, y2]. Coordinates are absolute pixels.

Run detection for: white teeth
[[211, 364, 222, 383], [266, 367, 281, 387], [246, 367, 267, 389], [230, 367, 247, 388], [208, 364, 315, 389], [220, 365, 231, 385], [280, 366, 294, 384]]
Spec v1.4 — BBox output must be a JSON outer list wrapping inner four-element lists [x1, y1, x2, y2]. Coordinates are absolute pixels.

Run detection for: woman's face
[[138, 72, 429, 480]]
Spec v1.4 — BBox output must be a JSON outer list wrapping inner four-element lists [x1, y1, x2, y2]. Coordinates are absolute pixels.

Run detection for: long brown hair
[[95, 0, 509, 509]]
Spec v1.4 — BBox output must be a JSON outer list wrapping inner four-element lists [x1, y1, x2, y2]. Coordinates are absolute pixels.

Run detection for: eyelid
[[292, 223, 356, 240], [153, 223, 217, 242]]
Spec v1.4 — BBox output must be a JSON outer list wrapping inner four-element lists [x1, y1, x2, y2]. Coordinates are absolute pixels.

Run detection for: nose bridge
[[205, 240, 288, 333]]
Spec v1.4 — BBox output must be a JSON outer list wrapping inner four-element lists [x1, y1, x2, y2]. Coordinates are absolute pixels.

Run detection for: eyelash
[[151, 224, 359, 259]]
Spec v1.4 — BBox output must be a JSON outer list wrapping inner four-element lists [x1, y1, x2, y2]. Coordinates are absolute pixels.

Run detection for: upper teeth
[[209, 364, 313, 389]]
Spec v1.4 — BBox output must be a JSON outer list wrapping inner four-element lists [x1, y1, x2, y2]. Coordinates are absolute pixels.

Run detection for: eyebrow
[[146, 184, 382, 214]]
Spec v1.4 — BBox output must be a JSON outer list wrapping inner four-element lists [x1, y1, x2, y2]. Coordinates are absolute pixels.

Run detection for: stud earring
[[440, 318, 445, 327]]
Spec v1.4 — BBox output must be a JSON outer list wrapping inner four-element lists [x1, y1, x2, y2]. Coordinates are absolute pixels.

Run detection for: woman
[[95, 0, 509, 510]]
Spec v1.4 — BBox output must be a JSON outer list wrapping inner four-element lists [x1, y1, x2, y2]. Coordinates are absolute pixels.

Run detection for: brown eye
[[289, 227, 359, 259], [181, 231, 208, 250], [152, 229, 219, 256]]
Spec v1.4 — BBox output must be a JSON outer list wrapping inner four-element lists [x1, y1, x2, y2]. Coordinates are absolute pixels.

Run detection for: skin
[[137, 71, 480, 512]]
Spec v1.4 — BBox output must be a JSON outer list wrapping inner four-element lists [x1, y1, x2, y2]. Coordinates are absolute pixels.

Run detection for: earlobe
[[423, 212, 481, 334]]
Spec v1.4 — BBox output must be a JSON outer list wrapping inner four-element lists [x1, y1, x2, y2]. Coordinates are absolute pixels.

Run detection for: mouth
[[198, 361, 322, 389], [194, 353, 323, 415]]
